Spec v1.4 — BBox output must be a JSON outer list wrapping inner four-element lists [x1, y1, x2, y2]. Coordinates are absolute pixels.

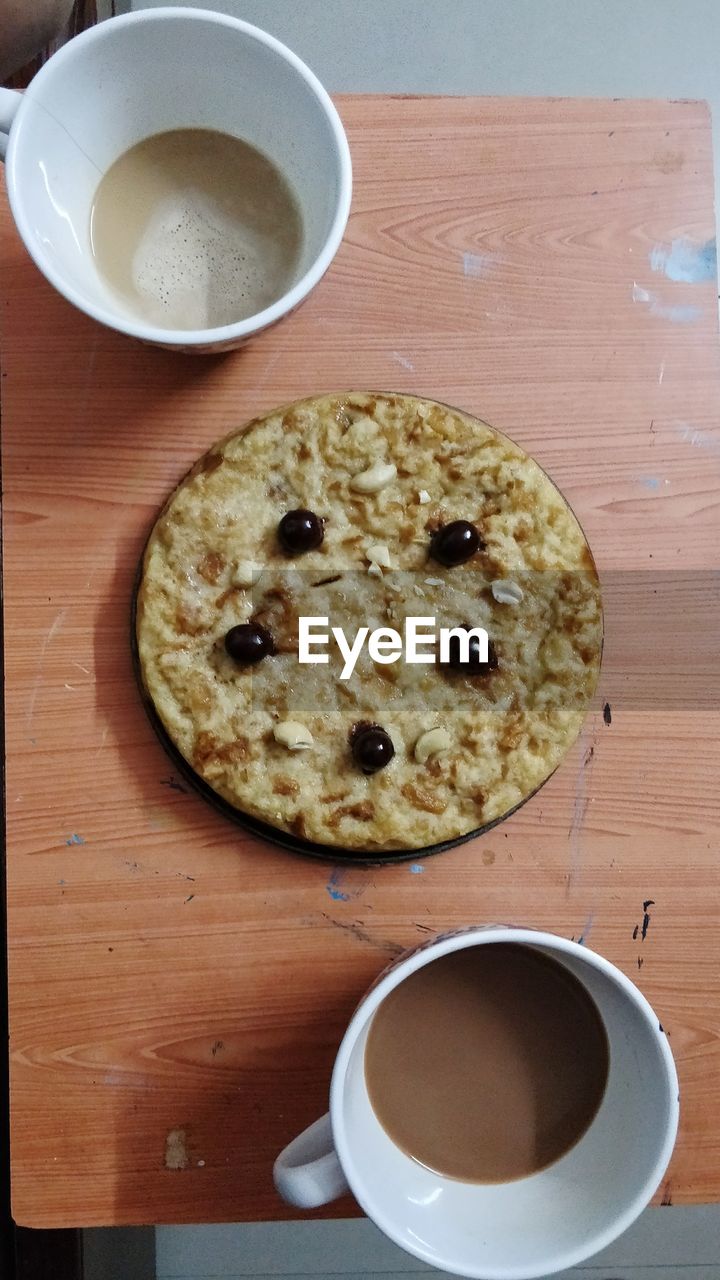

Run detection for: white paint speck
[[27, 608, 67, 728], [577, 910, 595, 946], [255, 347, 284, 394], [632, 282, 651, 303], [391, 351, 415, 371], [631, 282, 701, 323], [658, 360, 665, 385], [677, 423, 720, 457]]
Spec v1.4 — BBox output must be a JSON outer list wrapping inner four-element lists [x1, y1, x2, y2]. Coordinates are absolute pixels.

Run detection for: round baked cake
[[136, 393, 602, 853]]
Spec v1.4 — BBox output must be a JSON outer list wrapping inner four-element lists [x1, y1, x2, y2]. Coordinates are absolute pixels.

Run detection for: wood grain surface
[[2, 96, 720, 1228]]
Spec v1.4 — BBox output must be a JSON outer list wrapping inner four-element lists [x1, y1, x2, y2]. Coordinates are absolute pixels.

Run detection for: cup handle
[[273, 1113, 350, 1209], [0, 88, 22, 161]]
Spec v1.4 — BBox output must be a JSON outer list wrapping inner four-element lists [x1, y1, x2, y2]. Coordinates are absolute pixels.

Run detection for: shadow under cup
[[332, 932, 678, 1280], [6, 9, 351, 348]]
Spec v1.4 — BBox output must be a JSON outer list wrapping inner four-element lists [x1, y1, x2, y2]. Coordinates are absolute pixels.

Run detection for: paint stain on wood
[[321, 912, 403, 956], [654, 149, 684, 174], [164, 1128, 188, 1171], [161, 777, 188, 794], [642, 899, 655, 940], [566, 721, 598, 894], [603, 702, 612, 725], [633, 899, 656, 972]]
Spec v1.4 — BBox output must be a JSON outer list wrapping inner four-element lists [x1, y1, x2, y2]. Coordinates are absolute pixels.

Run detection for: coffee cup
[[0, 7, 351, 352], [274, 926, 678, 1280]]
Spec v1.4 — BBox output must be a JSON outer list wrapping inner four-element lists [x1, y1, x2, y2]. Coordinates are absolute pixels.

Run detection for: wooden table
[[2, 95, 720, 1228]]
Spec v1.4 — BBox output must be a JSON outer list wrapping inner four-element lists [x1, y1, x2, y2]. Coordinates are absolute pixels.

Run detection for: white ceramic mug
[[0, 7, 352, 352], [274, 926, 679, 1280]]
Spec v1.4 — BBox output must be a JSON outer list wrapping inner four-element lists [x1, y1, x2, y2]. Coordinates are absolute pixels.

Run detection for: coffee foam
[[132, 195, 287, 330]]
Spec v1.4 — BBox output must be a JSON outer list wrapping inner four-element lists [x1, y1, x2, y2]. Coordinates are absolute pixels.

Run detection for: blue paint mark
[[638, 474, 661, 491], [663, 304, 703, 324], [577, 911, 595, 947], [326, 868, 350, 902], [409, 863, 424, 874], [65, 833, 85, 846], [650, 238, 716, 284], [462, 251, 494, 279], [57, 879, 66, 886]]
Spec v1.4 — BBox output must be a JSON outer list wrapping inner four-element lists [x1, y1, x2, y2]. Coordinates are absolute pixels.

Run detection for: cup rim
[[5, 6, 352, 347], [329, 926, 680, 1280]]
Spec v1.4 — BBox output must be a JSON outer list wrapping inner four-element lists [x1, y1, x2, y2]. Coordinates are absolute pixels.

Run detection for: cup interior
[[332, 931, 678, 1280], [7, 9, 349, 340]]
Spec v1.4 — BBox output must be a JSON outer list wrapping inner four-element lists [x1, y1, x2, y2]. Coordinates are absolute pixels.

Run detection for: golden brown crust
[[136, 393, 602, 851]]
